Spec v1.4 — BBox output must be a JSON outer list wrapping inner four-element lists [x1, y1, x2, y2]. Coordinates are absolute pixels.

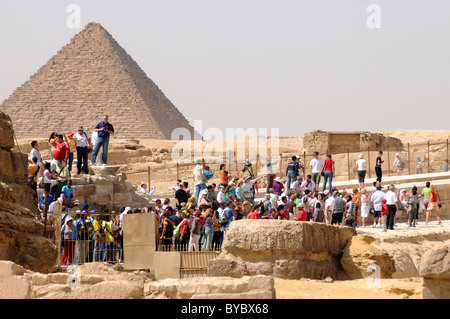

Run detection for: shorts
[[427, 202, 438, 210], [358, 170, 366, 183], [423, 197, 430, 208], [331, 212, 344, 224], [311, 172, 321, 185], [373, 210, 381, 218]]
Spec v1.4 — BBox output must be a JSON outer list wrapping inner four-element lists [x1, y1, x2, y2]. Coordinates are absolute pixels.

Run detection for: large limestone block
[[208, 220, 356, 280], [0, 261, 31, 299], [419, 241, 450, 299], [0, 112, 14, 149], [144, 275, 275, 299]]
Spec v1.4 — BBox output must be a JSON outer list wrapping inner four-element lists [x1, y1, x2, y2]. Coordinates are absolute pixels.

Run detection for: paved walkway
[[355, 218, 450, 237]]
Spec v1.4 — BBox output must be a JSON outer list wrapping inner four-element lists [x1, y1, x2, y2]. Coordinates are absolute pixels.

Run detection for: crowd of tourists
[[26, 120, 445, 265]]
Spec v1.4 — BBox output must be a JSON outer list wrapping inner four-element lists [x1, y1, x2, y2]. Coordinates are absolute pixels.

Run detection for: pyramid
[[0, 22, 197, 140]]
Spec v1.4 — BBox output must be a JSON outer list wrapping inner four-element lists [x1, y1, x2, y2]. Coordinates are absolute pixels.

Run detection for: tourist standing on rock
[[29, 141, 43, 181], [50, 160, 70, 200], [374, 151, 384, 187], [310, 152, 323, 192], [27, 156, 40, 202], [356, 153, 367, 189], [193, 159, 207, 204], [74, 125, 91, 174], [64, 132, 77, 173], [265, 155, 282, 193], [322, 154, 335, 193], [286, 156, 300, 191], [219, 164, 230, 187], [48, 132, 58, 159], [53, 134, 70, 166], [370, 185, 384, 228], [425, 185, 443, 226], [91, 115, 114, 166], [324, 190, 335, 224], [416, 156, 423, 174], [384, 184, 398, 230]]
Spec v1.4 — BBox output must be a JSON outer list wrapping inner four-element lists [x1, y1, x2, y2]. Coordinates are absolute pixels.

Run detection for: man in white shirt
[[242, 175, 263, 205], [310, 152, 323, 192], [74, 125, 91, 174], [290, 176, 303, 196], [384, 184, 398, 230], [370, 185, 384, 227], [324, 191, 336, 224], [300, 175, 316, 193]]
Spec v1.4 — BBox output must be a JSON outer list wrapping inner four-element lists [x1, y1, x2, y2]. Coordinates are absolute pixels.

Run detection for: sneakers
[[377, 223, 382, 228]]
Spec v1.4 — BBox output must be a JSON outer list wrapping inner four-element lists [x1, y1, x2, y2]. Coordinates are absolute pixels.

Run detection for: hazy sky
[[1, 1, 450, 138]]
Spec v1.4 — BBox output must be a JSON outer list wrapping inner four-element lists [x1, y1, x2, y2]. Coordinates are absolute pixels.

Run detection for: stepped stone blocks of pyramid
[[0, 22, 197, 140]]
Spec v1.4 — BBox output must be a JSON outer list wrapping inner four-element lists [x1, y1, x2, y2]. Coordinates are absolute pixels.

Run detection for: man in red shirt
[[247, 206, 261, 219], [297, 202, 308, 221], [53, 134, 70, 163]]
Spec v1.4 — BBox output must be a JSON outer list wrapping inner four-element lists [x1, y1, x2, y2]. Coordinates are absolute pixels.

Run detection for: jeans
[[195, 183, 207, 203], [93, 238, 104, 262], [188, 233, 201, 251], [91, 136, 110, 165], [286, 171, 297, 191], [322, 171, 333, 192], [201, 231, 214, 251]]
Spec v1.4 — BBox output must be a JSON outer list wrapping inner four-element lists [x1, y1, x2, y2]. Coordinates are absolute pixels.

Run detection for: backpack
[[259, 200, 270, 217], [218, 209, 229, 225]]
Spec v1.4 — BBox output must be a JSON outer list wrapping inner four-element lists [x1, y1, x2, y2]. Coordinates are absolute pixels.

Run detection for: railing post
[[427, 140, 430, 173], [408, 143, 411, 175], [368, 147, 371, 179], [347, 149, 350, 181]]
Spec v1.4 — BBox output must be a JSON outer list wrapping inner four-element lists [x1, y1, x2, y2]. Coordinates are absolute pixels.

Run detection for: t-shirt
[[193, 165, 206, 186], [375, 156, 383, 168], [27, 164, 39, 183], [356, 159, 367, 171], [61, 185, 73, 197], [423, 187, 431, 198], [430, 188, 438, 203], [77, 218, 89, 241], [219, 170, 229, 185], [56, 166, 70, 181], [74, 132, 90, 148], [272, 182, 284, 195], [247, 211, 260, 219], [300, 180, 315, 192], [162, 220, 174, 239], [297, 210, 307, 221], [95, 121, 114, 138], [53, 142, 70, 161], [325, 197, 335, 212], [67, 138, 76, 153], [313, 209, 324, 222], [333, 197, 346, 213], [175, 189, 188, 206], [384, 191, 398, 205], [324, 159, 334, 172], [217, 191, 225, 203], [39, 194, 54, 207], [310, 158, 323, 174], [371, 190, 385, 211]]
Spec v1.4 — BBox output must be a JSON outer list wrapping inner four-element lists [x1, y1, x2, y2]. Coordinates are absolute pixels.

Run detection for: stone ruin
[[303, 130, 403, 155], [0, 22, 197, 140]]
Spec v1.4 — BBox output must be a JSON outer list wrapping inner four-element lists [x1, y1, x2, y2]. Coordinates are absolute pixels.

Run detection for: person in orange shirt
[[219, 164, 230, 187]]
